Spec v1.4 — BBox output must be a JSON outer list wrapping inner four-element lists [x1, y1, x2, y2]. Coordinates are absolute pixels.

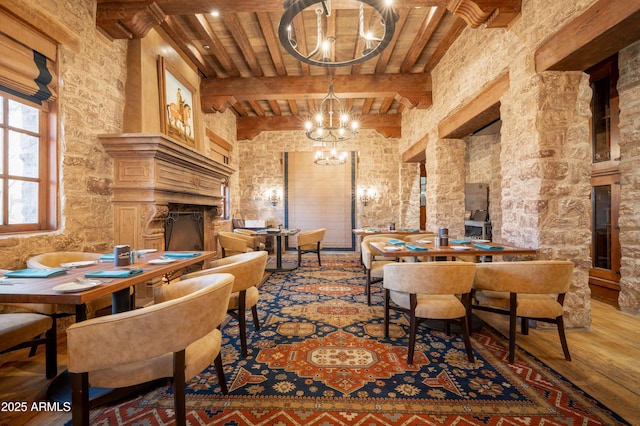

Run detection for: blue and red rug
[[89, 254, 629, 425]]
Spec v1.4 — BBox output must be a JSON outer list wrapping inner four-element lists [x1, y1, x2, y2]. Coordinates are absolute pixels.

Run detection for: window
[[0, 93, 55, 232], [588, 54, 620, 169], [0, 12, 58, 234], [587, 55, 621, 304]]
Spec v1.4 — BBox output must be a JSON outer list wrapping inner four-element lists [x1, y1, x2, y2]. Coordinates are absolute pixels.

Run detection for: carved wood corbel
[[96, 1, 167, 40], [447, 0, 521, 29]]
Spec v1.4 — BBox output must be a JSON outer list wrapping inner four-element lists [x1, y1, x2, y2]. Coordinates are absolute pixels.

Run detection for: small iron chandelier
[[314, 142, 349, 166], [305, 74, 358, 143], [278, 0, 398, 68]]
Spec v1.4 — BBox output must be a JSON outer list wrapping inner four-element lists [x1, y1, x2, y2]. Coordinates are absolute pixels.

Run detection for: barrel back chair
[[218, 231, 259, 257], [233, 229, 266, 251], [472, 260, 574, 363], [67, 273, 234, 426], [361, 236, 399, 306], [383, 262, 476, 364], [1, 270, 58, 379], [179, 251, 268, 357], [27, 251, 113, 320], [296, 228, 326, 266]]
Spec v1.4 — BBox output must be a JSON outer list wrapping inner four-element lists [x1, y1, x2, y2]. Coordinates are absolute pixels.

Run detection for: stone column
[[425, 139, 466, 237], [618, 41, 640, 315], [501, 71, 592, 328]]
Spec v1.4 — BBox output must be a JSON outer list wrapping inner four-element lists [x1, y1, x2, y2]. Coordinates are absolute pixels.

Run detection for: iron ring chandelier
[[278, 0, 398, 68]]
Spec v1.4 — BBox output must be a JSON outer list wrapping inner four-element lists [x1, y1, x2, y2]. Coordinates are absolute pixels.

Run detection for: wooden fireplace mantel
[[99, 133, 235, 250]]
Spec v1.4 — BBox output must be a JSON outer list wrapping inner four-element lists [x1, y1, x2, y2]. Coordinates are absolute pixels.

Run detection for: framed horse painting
[[157, 56, 196, 148]]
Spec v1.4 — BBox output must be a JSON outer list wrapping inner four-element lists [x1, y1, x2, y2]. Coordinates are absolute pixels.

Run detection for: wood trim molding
[[438, 72, 509, 139], [205, 127, 233, 152], [535, 0, 640, 72]]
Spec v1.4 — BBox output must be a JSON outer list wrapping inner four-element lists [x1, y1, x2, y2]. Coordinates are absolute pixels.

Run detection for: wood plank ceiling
[[96, 0, 521, 139]]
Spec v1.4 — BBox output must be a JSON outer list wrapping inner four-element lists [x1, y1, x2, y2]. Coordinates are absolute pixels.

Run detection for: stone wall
[[618, 40, 640, 314], [0, 0, 127, 270], [233, 129, 401, 231]]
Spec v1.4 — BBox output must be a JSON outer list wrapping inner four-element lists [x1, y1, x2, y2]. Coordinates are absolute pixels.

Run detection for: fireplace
[[99, 133, 234, 254]]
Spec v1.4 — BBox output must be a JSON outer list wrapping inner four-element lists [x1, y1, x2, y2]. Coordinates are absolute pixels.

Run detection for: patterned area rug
[[87, 253, 628, 425]]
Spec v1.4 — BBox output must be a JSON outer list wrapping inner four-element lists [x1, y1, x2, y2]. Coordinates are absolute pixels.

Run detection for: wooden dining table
[[368, 240, 537, 260], [353, 228, 429, 237], [257, 228, 300, 272], [0, 250, 216, 320], [0, 250, 216, 404]]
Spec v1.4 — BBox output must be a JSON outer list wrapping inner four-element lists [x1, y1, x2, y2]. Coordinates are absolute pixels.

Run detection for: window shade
[[0, 32, 57, 104]]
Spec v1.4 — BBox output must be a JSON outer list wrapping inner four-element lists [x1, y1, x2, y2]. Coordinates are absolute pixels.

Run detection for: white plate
[[384, 246, 401, 251], [52, 281, 102, 292], [472, 239, 490, 243], [60, 260, 98, 268], [451, 246, 471, 250], [148, 258, 177, 265], [416, 239, 432, 244]]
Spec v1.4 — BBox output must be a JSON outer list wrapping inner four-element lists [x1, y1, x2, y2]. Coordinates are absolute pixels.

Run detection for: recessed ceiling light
[[203, 45, 211, 50], [210, 10, 220, 17]]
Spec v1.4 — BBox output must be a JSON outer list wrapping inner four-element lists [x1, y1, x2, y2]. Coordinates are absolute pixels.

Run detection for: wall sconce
[[269, 188, 281, 206], [358, 187, 377, 206]]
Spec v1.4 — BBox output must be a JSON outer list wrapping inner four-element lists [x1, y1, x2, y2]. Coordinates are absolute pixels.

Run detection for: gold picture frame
[[158, 56, 196, 147]]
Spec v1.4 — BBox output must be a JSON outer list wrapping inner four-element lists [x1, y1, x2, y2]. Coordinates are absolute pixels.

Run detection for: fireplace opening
[[164, 210, 207, 275], [165, 211, 204, 252]]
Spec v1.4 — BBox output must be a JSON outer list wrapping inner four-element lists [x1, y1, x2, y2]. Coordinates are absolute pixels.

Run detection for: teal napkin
[[85, 269, 144, 278], [474, 243, 504, 250], [388, 239, 405, 245], [450, 239, 471, 244], [406, 244, 429, 251], [367, 228, 380, 233], [163, 252, 201, 258], [99, 253, 114, 261], [407, 228, 420, 232], [5, 268, 67, 278]]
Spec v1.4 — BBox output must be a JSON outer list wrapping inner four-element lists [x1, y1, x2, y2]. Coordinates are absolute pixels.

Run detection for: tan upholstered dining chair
[[66, 273, 234, 426], [218, 231, 262, 257], [296, 228, 326, 266], [361, 236, 398, 305], [26, 251, 114, 320], [0, 307, 57, 379], [472, 260, 574, 363], [383, 261, 476, 364], [180, 250, 268, 357], [233, 228, 266, 251]]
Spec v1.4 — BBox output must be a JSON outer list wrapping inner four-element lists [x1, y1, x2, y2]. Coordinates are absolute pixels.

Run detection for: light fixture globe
[[279, 0, 398, 68]]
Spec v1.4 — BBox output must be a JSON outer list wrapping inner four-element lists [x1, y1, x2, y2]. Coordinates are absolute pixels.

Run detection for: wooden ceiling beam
[[535, 0, 640, 72], [96, 0, 446, 38], [97, 0, 445, 17], [159, 16, 217, 77], [237, 114, 402, 140], [201, 74, 432, 111], [400, 6, 447, 73], [188, 14, 240, 77]]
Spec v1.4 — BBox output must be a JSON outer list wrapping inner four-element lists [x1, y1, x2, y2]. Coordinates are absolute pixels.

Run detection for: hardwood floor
[[1, 299, 638, 425]]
